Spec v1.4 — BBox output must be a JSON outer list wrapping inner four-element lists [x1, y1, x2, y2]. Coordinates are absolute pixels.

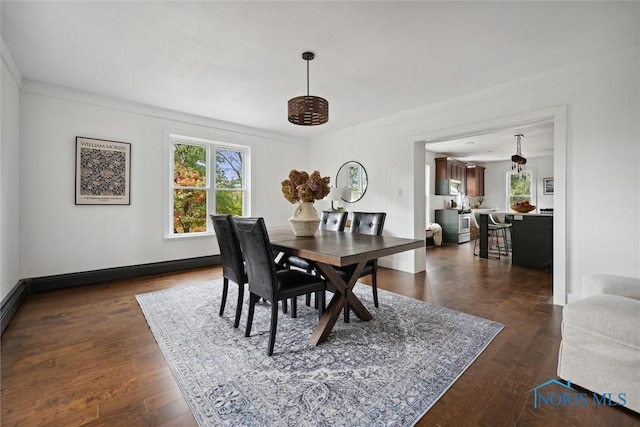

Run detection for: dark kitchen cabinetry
[[435, 209, 459, 243], [435, 157, 466, 195], [435, 157, 466, 182], [466, 165, 485, 196], [435, 209, 470, 244]]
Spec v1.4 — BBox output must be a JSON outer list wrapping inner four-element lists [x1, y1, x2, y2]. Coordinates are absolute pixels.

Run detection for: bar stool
[[489, 214, 512, 256], [472, 213, 505, 259]]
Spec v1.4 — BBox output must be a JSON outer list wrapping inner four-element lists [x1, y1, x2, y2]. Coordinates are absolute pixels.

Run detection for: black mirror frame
[[336, 161, 368, 203]]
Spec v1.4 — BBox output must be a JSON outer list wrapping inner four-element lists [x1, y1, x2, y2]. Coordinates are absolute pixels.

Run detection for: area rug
[[136, 280, 504, 426]]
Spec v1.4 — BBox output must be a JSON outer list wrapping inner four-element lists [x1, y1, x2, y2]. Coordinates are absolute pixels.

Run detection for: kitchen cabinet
[[435, 157, 466, 195], [466, 165, 485, 196], [435, 209, 470, 244], [435, 157, 447, 180]]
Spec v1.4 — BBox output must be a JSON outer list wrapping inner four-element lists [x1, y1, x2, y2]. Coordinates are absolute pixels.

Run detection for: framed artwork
[[543, 177, 554, 195], [75, 137, 131, 205]]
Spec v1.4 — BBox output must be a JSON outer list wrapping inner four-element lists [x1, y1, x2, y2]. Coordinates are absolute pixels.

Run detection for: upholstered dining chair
[[286, 210, 348, 309], [335, 211, 386, 322], [210, 214, 247, 329], [233, 217, 327, 356], [286, 210, 348, 274]]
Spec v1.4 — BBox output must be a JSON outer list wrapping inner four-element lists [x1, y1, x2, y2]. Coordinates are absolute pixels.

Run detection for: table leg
[[309, 261, 373, 345]]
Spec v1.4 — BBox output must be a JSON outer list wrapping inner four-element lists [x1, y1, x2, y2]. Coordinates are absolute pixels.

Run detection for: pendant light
[[511, 134, 527, 173], [288, 52, 329, 126]]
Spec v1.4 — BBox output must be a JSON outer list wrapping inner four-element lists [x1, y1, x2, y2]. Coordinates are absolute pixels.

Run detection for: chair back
[[320, 211, 348, 231], [350, 212, 386, 236], [210, 215, 245, 285], [489, 213, 510, 226], [233, 217, 278, 301]]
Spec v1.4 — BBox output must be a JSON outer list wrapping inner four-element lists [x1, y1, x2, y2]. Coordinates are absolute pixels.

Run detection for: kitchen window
[[506, 170, 535, 210], [168, 134, 249, 237]]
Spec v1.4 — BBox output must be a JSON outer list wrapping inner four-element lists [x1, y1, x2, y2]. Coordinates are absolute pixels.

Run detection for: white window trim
[[163, 133, 251, 240]]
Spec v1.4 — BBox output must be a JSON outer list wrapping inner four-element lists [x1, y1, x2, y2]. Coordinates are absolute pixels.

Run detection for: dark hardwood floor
[[2, 243, 639, 426]]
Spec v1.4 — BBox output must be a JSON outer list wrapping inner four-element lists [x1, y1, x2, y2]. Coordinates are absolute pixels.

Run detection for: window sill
[[164, 231, 214, 241]]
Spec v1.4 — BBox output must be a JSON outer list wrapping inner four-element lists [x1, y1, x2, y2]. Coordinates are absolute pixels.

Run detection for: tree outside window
[[507, 170, 535, 211], [215, 149, 244, 216], [171, 138, 247, 236], [173, 144, 208, 234]]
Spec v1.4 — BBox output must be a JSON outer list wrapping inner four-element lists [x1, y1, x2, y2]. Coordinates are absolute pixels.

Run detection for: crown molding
[[21, 79, 305, 146]]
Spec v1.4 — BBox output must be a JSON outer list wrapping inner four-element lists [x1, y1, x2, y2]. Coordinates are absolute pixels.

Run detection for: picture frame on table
[[543, 177, 554, 195], [75, 136, 131, 205]]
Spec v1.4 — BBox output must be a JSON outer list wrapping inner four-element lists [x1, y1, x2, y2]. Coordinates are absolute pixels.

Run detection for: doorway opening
[[412, 106, 567, 305]]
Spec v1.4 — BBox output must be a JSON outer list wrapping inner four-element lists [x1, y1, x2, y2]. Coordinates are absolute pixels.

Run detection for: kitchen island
[[478, 212, 553, 268]]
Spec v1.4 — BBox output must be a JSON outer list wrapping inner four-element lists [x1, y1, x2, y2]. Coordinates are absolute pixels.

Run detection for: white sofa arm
[[582, 273, 640, 300]]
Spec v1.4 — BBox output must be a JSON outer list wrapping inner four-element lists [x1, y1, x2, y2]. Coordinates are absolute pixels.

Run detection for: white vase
[[288, 201, 321, 236]]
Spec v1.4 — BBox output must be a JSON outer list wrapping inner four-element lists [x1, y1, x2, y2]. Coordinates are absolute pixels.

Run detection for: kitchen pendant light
[[511, 134, 527, 173], [288, 52, 329, 126]]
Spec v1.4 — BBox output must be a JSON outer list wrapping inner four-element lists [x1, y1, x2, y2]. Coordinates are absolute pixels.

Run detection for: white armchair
[[557, 273, 640, 413]]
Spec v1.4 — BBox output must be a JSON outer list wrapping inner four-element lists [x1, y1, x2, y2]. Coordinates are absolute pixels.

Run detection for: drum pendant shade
[[288, 52, 329, 126]]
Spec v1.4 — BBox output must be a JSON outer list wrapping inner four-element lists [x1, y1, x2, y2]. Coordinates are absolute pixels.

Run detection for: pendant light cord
[[306, 58, 310, 97]]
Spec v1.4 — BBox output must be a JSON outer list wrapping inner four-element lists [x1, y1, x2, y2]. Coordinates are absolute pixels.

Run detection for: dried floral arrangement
[[281, 170, 331, 203]]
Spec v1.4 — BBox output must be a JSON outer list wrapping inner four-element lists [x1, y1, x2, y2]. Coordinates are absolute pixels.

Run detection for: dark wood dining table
[[269, 228, 425, 345]]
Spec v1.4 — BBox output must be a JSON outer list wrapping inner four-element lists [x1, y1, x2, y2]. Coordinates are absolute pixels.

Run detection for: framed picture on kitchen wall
[[543, 177, 554, 195], [75, 137, 131, 205]]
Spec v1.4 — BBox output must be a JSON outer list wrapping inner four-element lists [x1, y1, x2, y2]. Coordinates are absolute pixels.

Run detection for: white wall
[[6, 42, 639, 306], [308, 123, 420, 273], [1, 43, 23, 301], [424, 150, 448, 221], [483, 155, 554, 212], [310, 48, 639, 302], [20, 81, 308, 279]]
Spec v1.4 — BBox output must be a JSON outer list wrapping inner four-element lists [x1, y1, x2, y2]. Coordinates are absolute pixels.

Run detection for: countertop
[[474, 211, 553, 217]]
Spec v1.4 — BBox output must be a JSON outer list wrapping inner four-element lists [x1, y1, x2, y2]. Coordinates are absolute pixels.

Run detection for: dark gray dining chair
[[233, 217, 327, 356], [335, 211, 386, 322], [210, 215, 247, 328], [286, 210, 348, 308], [287, 210, 348, 273]]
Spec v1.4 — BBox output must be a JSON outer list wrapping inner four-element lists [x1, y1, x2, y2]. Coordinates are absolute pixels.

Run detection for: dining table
[[269, 227, 425, 345]]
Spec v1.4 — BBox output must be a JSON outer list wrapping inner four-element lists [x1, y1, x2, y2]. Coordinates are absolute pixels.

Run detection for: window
[[169, 135, 248, 237], [214, 149, 245, 215], [506, 170, 535, 211], [173, 143, 208, 234]]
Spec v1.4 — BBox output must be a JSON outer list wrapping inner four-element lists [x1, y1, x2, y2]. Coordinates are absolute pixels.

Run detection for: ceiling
[[424, 120, 555, 163], [2, 2, 638, 140]]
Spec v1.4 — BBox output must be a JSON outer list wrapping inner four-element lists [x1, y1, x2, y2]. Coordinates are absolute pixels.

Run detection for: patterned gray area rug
[[136, 280, 504, 426]]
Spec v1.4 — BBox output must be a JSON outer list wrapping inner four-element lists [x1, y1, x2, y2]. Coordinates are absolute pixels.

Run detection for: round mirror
[[336, 161, 368, 203]]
